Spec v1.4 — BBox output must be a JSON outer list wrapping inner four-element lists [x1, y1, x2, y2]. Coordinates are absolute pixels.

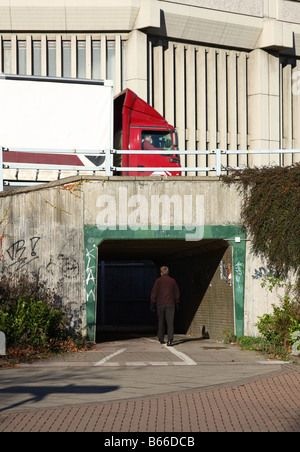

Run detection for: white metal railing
[[1, 147, 299, 190]]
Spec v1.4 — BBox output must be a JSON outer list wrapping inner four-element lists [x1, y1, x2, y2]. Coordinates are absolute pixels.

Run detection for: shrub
[[0, 297, 65, 347], [0, 267, 66, 348], [237, 336, 289, 360], [223, 328, 237, 344], [256, 297, 300, 350], [222, 164, 300, 292]]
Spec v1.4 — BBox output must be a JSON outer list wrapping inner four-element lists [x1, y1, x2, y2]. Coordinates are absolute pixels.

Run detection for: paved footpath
[[0, 336, 299, 432]]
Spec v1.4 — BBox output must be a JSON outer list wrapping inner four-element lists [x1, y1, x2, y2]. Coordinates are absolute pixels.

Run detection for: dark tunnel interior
[[96, 239, 232, 342]]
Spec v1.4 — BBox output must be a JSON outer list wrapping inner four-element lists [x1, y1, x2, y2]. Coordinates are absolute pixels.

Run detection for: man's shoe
[[167, 340, 173, 346], [159, 340, 165, 344]]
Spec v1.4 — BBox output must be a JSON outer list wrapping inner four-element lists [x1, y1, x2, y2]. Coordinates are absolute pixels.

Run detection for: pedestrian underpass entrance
[[84, 226, 246, 342], [96, 239, 236, 341]]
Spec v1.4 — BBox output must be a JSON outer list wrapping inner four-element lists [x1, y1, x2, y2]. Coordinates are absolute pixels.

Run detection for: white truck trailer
[[0, 74, 113, 185]]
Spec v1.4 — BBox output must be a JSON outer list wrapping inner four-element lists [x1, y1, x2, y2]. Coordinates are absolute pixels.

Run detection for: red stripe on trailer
[[3, 151, 84, 166]]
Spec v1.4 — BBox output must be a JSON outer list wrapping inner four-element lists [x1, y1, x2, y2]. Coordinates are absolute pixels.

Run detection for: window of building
[[122, 40, 126, 90], [1, 35, 126, 87], [17, 40, 26, 75], [32, 40, 41, 76], [47, 40, 56, 76], [77, 40, 86, 78], [92, 40, 101, 79], [106, 40, 115, 82], [2, 40, 11, 74], [62, 40, 71, 78]]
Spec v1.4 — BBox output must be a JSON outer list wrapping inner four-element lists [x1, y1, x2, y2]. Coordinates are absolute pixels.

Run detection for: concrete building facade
[[1, 0, 300, 169], [0, 0, 299, 340]]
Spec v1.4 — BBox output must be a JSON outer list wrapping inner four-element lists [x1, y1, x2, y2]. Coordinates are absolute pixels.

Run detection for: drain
[[202, 347, 227, 350]]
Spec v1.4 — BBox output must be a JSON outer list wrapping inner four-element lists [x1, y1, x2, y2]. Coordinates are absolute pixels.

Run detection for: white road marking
[[94, 341, 197, 367], [94, 348, 127, 366], [101, 361, 186, 366], [149, 362, 169, 366], [126, 362, 147, 366], [164, 345, 197, 366], [256, 360, 289, 364]]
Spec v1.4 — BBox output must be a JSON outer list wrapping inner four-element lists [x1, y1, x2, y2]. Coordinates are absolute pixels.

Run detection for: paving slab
[[0, 336, 299, 432]]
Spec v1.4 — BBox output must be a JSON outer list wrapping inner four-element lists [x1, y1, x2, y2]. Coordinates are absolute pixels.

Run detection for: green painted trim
[[84, 225, 246, 340], [231, 239, 246, 338]]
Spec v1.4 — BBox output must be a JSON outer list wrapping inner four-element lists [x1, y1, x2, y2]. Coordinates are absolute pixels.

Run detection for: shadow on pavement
[[0, 384, 119, 413]]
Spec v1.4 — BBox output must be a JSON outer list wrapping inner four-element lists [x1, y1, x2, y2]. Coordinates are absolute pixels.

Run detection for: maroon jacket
[[151, 275, 180, 306]]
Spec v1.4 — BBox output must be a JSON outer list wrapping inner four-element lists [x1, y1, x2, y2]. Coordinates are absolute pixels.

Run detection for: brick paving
[[0, 365, 299, 432]]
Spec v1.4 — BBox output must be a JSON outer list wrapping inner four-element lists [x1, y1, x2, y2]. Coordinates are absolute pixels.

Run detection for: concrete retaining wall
[[0, 176, 281, 339]]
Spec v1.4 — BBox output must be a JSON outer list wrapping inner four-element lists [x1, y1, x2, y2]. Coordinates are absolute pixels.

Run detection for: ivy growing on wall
[[222, 164, 300, 289]]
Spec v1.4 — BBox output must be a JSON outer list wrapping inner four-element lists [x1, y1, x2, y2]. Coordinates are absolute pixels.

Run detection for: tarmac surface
[[0, 335, 299, 433]]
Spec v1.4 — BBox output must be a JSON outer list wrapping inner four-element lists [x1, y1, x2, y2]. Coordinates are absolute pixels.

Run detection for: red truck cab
[[2, 82, 181, 183], [114, 89, 181, 176]]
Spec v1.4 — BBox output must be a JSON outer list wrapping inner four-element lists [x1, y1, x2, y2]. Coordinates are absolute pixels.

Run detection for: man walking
[[150, 266, 180, 346]]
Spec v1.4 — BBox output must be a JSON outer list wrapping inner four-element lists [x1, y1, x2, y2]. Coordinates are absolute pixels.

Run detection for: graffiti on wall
[[234, 261, 245, 295], [1, 234, 82, 333], [85, 244, 97, 304], [220, 259, 232, 286], [2, 236, 80, 279], [5, 236, 41, 270], [252, 265, 278, 280], [46, 255, 79, 279]]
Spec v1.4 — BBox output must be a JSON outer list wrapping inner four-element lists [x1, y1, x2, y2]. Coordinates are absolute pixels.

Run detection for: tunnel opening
[[96, 239, 235, 343]]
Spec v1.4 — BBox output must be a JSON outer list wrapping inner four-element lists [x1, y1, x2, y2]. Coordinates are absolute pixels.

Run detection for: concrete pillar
[[248, 49, 280, 164], [186, 46, 197, 174], [292, 60, 300, 163], [175, 44, 186, 156], [125, 30, 148, 101]]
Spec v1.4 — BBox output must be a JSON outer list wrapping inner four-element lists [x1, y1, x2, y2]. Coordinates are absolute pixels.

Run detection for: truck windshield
[[142, 130, 174, 151]]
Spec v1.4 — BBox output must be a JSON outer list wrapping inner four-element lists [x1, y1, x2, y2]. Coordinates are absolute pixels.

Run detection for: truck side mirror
[[173, 131, 179, 150]]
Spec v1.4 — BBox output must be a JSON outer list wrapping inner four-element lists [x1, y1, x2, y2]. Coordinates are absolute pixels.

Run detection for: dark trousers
[[157, 304, 175, 342]]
